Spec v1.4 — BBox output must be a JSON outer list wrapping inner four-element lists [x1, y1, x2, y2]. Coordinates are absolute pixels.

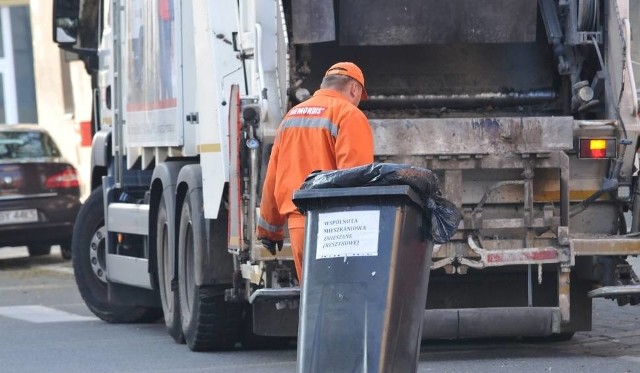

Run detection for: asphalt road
[[0, 246, 638, 373]]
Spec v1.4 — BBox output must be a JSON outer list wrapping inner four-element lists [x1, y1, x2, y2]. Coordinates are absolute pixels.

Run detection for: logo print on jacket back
[[288, 106, 326, 116]]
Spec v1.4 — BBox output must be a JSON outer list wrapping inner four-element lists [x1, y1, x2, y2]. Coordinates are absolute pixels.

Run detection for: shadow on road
[[0, 246, 69, 270]]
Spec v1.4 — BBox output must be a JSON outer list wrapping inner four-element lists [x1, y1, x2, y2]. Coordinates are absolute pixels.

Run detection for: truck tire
[[178, 189, 242, 351], [73, 186, 160, 323], [156, 197, 185, 343]]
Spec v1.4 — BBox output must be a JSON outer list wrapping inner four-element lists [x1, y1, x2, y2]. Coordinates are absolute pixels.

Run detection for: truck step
[[248, 287, 300, 304], [107, 203, 149, 235], [106, 253, 152, 289], [587, 285, 640, 298]]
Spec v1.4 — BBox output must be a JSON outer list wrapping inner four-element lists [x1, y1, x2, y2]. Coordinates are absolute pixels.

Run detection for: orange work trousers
[[288, 214, 306, 283]]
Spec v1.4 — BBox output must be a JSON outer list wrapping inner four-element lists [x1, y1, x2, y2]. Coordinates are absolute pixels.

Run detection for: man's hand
[[261, 238, 283, 255]]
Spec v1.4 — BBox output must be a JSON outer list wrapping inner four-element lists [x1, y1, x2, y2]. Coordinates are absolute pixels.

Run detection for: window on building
[[0, 5, 37, 125]]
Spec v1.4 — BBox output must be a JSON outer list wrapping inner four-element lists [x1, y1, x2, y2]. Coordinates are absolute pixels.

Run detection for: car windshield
[[0, 131, 62, 159]]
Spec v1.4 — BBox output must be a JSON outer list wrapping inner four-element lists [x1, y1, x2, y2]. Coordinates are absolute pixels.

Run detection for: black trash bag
[[300, 163, 440, 197], [299, 163, 461, 244], [427, 195, 462, 244]]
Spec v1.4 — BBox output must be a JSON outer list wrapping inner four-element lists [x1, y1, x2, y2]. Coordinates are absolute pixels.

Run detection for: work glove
[[261, 238, 283, 255]]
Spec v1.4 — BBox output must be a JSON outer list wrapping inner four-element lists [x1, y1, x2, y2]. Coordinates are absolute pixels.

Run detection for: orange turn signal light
[[578, 138, 616, 159]]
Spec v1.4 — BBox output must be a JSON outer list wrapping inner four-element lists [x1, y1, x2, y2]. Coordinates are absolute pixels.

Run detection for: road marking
[[619, 355, 640, 363], [35, 263, 74, 275], [0, 305, 97, 323], [0, 284, 73, 292]]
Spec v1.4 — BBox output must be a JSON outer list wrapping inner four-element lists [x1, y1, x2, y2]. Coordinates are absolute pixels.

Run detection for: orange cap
[[324, 62, 368, 100]]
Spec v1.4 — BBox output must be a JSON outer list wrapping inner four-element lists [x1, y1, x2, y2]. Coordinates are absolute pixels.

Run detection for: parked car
[[0, 125, 81, 259]]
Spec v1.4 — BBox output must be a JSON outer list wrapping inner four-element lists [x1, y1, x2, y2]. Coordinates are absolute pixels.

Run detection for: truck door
[[180, 0, 196, 154], [631, 1, 640, 114]]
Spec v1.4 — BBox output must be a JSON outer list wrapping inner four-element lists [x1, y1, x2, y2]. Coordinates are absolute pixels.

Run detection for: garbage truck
[[53, 0, 640, 350]]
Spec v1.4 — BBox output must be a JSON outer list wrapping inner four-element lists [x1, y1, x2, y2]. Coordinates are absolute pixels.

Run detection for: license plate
[[0, 209, 38, 225]]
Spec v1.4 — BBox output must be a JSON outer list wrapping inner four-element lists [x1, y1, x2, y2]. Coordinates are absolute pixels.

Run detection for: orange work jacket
[[257, 89, 374, 241]]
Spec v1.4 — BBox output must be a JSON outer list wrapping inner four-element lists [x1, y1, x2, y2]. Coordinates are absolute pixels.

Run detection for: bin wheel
[[73, 186, 161, 323], [178, 188, 242, 351], [156, 197, 184, 343]]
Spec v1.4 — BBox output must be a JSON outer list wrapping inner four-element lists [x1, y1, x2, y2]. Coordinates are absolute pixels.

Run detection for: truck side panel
[[192, 0, 243, 219], [124, 0, 182, 148]]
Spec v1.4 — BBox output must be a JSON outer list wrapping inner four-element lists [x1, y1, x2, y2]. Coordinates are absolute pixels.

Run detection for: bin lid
[[293, 185, 423, 210]]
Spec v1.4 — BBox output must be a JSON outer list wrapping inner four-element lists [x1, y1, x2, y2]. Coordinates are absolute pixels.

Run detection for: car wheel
[[60, 240, 72, 260], [178, 188, 242, 351], [27, 244, 51, 257], [73, 186, 160, 323], [156, 197, 184, 343]]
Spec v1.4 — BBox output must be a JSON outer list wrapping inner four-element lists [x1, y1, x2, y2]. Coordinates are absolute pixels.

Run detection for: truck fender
[[176, 165, 234, 286], [148, 161, 194, 278], [90, 127, 111, 190]]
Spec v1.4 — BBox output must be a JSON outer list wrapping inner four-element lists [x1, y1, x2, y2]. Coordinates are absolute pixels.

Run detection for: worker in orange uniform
[[256, 62, 374, 283]]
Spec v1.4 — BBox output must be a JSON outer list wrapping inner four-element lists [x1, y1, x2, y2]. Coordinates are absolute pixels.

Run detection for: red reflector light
[[45, 167, 80, 189], [579, 138, 617, 159]]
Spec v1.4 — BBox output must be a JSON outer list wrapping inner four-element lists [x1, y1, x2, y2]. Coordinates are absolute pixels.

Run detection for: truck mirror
[[52, 0, 80, 45], [54, 18, 78, 44]]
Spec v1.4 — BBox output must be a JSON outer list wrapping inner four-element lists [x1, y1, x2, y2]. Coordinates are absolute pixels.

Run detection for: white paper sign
[[316, 210, 380, 259]]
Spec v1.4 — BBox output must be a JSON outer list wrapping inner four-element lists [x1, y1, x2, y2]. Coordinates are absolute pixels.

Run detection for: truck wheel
[[27, 244, 51, 256], [178, 189, 242, 351], [156, 197, 184, 343], [73, 186, 160, 323]]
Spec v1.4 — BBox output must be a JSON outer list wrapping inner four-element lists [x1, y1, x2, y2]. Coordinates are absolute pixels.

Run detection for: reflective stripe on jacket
[[257, 89, 374, 241]]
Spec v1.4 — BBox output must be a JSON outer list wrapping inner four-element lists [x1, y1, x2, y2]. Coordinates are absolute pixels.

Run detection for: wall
[[29, 0, 92, 199]]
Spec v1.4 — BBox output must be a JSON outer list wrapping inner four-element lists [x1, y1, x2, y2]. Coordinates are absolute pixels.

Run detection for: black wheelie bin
[[293, 185, 433, 373]]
